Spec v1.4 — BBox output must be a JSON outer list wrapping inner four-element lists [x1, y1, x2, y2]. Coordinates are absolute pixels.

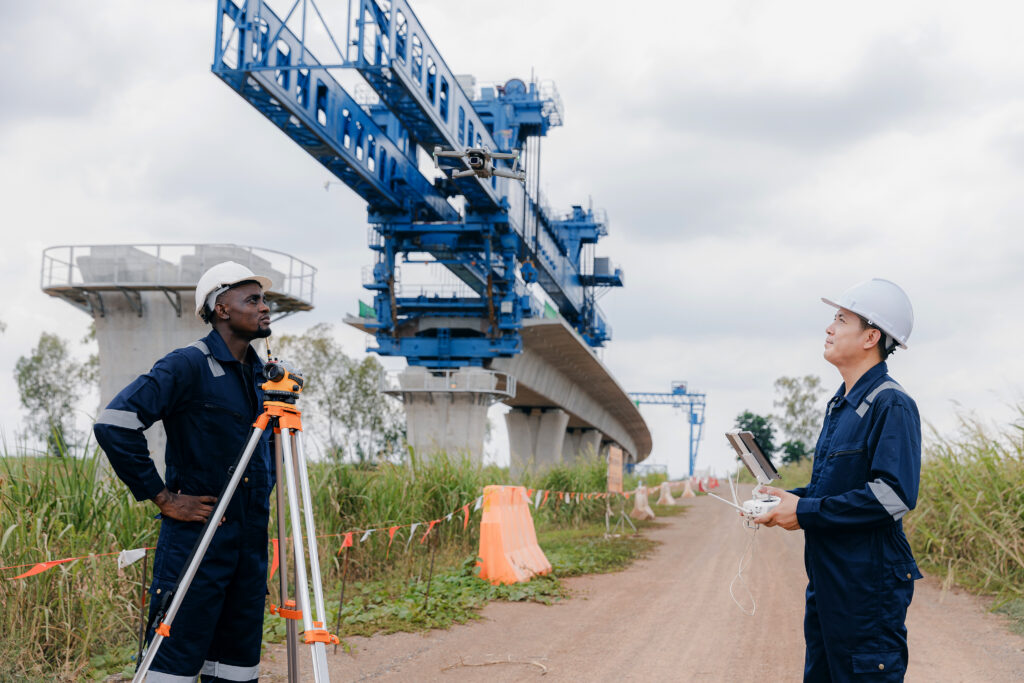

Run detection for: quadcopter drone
[[433, 145, 526, 182]]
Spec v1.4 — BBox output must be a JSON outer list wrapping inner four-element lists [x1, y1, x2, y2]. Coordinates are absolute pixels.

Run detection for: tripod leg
[[133, 424, 267, 682], [291, 430, 332, 675], [279, 429, 330, 682], [275, 432, 299, 683]]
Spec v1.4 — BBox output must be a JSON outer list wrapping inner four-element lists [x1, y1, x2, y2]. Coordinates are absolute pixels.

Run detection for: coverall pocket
[[851, 650, 905, 675], [820, 448, 869, 495]]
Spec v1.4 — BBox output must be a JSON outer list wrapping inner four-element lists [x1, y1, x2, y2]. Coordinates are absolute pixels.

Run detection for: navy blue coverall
[[94, 329, 273, 683], [790, 361, 922, 682]]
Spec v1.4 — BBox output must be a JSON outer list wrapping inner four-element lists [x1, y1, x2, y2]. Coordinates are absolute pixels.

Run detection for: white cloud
[[2, 0, 1023, 478]]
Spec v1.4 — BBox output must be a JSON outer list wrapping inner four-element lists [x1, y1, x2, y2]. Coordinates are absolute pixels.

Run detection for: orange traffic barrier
[[476, 485, 552, 585]]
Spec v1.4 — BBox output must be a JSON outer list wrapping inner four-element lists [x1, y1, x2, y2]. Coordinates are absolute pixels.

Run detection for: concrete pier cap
[[383, 367, 515, 461], [42, 243, 316, 474]]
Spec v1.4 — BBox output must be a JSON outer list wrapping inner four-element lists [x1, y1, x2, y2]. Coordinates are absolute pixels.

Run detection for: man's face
[[823, 307, 877, 367], [215, 282, 271, 339]]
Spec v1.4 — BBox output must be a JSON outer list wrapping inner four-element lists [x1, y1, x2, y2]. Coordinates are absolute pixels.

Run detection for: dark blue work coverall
[[94, 329, 273, 683], [790, 361, 922, 682]]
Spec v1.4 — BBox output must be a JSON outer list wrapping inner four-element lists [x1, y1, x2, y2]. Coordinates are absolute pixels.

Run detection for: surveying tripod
[[135, 357, 337, 682]]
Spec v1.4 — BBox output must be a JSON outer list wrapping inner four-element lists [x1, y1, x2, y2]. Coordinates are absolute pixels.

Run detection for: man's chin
[[254, 326, 272, 339]]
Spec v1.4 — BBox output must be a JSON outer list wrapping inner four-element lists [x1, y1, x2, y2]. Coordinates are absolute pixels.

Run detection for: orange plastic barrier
[[476, 485, 552, 585]]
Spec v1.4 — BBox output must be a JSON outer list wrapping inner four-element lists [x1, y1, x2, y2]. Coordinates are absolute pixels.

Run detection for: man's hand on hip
[[753, 486, 801, 530], [153, 488, 219, 523]]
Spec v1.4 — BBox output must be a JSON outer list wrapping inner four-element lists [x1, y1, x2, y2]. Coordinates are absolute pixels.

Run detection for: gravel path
[[260, 490, 1024, 681]]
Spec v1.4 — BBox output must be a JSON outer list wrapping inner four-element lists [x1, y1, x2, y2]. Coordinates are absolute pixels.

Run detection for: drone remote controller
[[705, 430, 784, 526], [742, 493, 781, 518]]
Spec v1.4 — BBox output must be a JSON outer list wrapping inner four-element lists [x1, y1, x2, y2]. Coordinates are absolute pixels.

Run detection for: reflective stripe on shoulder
[[855, 380, 905, 418], [189, 340, 225, 378], [868, 479, 910, 521], [201, 660, 259, 681], [144, 671, 198, 683], [95, 409, 144, 430]]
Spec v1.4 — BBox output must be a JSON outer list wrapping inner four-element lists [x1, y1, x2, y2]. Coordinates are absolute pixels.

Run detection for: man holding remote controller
[[755, 278, 922, 682]]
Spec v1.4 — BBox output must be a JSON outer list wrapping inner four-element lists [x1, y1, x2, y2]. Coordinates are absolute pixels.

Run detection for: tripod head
[[262, 359, 304, 405]]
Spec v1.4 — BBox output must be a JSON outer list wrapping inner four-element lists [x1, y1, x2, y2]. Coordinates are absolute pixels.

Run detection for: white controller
[[742, 496, 781, 518], [707, 492, 782, 523]]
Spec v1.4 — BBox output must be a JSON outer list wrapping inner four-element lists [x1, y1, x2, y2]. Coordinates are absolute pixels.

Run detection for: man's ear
[[863, 327, 881, 350]]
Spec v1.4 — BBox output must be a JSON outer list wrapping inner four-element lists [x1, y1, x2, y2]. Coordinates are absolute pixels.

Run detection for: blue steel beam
[[213, 0, 457, 222]]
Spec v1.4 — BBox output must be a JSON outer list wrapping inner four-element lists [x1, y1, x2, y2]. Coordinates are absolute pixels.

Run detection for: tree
[[14, 332, 93, 453], [340, 356, 405, 464], [734, 411, 777, 462], [773, 375, 826, 464], [274, 324, 404, 462], [780, 439, 811, 465]]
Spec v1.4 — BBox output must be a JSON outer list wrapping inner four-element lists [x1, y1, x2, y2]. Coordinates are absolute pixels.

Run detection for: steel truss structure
[[213, 0, 624, 368]]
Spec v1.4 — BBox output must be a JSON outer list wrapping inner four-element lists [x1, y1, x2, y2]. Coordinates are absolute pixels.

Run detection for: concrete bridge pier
[[505, 407, 571, 480], [562, 428, 602, 462], [389, 366, 515, 461]]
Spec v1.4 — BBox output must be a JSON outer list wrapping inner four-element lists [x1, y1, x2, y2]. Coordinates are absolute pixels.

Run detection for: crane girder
[[213, 0, 458, 222], [349, 0, 504, 210]]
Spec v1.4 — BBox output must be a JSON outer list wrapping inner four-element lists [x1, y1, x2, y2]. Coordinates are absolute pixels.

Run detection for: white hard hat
[[194, 261, 273, 320], [822, 278, 914, 350]]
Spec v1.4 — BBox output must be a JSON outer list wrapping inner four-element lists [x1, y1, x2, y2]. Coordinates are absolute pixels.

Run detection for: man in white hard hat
[[756, 278, 922, 682], [94, 261, 275, 682]]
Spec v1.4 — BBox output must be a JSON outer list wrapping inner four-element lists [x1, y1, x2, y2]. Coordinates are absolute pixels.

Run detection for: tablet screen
[[726, 429, 780, 484]]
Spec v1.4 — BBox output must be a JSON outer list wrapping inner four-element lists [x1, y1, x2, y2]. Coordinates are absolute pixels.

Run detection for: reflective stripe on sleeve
[[189, 340, 225, 378], [201, 660, 259, 681], [144, 671, 198, 683], [95, 409, 144, 430], [855, 381, 905, 417], [867, 479, 910, 521]]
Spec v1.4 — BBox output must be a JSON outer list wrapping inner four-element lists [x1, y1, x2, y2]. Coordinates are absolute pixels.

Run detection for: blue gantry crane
[[212, 0, 624, 368], [628, 382, 706, 476]]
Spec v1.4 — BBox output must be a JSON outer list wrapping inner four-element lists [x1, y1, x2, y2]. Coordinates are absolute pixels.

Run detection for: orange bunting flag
[[542, 490, 550, 507], [420, 519, 439, 544], [270, 539, 280, 578], [8, 558, 76, 580], [342, 532, 354, 549], [386, 525, 401, 560], [462, 504, 470, 530]]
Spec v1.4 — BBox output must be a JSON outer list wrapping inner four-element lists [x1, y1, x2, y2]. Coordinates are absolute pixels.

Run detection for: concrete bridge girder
[[490, 318, 651, 465]]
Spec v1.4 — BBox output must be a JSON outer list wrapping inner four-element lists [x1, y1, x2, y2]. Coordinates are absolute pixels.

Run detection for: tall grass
[[0, 443, 157, 679], [0, 445, 611, 679], [905, 413, 1024, 602]]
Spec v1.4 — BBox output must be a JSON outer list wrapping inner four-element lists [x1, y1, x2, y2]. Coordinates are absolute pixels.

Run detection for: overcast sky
[[2, 0, 1023, 478]]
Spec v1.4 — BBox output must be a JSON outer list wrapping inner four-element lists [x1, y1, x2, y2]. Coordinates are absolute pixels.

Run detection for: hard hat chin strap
[[883, 333, 897, 354]]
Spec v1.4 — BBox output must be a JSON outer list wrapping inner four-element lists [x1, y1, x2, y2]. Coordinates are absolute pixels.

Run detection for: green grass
[[0, 447, 666, 680], [904, 413, 1024, 617]]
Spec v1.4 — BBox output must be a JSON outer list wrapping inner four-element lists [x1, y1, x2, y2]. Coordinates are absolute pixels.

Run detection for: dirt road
[[262, 491, 1024, 681]]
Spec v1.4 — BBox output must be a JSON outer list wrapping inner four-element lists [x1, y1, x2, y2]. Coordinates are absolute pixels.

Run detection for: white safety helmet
[[822, 278, 914, 350], [194, 261, 273, 321]]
